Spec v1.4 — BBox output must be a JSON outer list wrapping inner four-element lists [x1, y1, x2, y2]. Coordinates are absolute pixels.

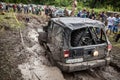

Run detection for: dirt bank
[[0, 28, 26, 80]]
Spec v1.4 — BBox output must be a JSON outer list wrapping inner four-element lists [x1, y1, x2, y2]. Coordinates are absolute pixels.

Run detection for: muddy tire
[[47, 52, 56, 66], [71, 29, 93, 47], [71, 30, 83, 47], [71, 29, 87, 47]]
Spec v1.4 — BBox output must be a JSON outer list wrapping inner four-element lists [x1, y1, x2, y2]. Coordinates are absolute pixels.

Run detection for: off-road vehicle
[[38, 17, 112, 72]]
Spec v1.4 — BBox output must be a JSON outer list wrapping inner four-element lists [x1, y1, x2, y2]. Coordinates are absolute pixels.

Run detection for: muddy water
[[18, 19, 65, 80]]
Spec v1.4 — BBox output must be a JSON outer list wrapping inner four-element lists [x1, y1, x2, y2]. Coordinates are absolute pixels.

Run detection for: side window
[[90, 27, 107, 42], [47, 21, 53, 42], [51, 23, 63, 46], [48, 21, 53, 30]]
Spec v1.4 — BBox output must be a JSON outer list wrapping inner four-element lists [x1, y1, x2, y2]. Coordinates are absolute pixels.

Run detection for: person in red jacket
[[0, 3, 3, 10], [13, 4, 16, 12]]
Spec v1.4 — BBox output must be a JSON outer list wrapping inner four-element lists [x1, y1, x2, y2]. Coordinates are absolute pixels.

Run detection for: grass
[[0, 12, 25, 30]]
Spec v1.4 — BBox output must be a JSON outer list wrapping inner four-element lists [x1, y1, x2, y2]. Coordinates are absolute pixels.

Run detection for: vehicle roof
[[51, 17, 104, 30]]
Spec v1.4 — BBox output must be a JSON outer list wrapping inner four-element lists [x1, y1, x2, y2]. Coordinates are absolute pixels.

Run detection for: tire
[[71, 29, 85, 47], [47, 51, 56, 66], [71, 29, 93, 47]]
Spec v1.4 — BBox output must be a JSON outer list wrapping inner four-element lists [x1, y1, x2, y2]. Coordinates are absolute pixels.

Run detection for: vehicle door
[[48, 22, 64, 60]]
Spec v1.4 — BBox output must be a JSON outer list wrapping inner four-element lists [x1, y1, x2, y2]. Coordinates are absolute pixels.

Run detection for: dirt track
[[0, 14, 120, 80]]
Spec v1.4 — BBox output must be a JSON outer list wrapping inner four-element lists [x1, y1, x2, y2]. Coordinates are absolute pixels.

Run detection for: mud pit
[[18, 17, 65, 80], [0, 15, 120, 80]]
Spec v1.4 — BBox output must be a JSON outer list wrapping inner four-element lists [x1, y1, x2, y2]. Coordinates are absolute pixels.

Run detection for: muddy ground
[[0, 14, 120, 80]]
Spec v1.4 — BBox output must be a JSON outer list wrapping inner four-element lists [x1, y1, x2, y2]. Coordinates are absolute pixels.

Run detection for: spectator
[[81, 8, 87, 18], [45, 5, 50, 16], [64, 8, 69, 17], [24, 5, 29, 14], [113, 14, 120, 33], [89, 9, 96, 20], [100, 11, 108, 23], [39, 6, 42, 15], [32, 7, 35, 14], [86, 11, 90, 18], [17, 4, 21, 13], [35, 6, 40, 15], [26, 5, 29, 13], [48, 6, 52, 18], [106, 14, 114, 35], [77, 8, 81, 17], [97, 13, 102, 22], [13, 4, 16, 12], [6, 3, 9, 12], [0, 3, 2, 10], [28, 6, 32, 13]]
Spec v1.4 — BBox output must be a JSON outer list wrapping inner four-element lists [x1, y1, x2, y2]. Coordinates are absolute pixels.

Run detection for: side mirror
[[43, 26, 48, 32]]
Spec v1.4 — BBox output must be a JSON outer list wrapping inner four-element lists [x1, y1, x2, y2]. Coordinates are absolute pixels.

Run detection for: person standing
[[86, 11, 90, 18], [64, 8, 69, 17], [77, 8, 81, 17], [81, 8, 87, 18], [17, 4, 20, 13], [113, 14, 120, 33], [6, 3, 9, 12], [13, 4, 16, 12], [101, 11, 108, 23], [45, 5, 50, 16], [0, 3, 2, 10], [70, 0, 77, 16], [89, 9, 96, 20], [106, 14, 114, 35]]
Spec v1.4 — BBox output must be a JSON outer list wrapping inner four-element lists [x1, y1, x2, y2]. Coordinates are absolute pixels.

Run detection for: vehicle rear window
[[71, 27, 107, 47]]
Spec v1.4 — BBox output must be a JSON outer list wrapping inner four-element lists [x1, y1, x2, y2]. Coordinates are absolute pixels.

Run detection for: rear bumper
[[57, 57, 111, 72]]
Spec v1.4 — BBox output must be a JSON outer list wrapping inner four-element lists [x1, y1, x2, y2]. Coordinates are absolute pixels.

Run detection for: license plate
[[66, 58, 83, 63]]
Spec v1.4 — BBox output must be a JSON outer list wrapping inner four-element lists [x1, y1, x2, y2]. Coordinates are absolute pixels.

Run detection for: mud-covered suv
[[38, 17, 112, 72]]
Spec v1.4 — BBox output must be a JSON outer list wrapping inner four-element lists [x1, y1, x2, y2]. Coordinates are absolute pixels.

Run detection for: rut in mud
[[63, 66, 120, 80], [0, 14, 120, 80]]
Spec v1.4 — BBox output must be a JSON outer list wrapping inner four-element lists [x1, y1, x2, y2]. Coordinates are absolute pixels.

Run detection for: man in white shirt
[[106, 14, 114, 35]]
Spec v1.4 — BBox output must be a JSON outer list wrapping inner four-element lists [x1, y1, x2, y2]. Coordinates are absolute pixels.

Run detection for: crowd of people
[[0, 3, 46, 15], [76, 8, 120, 42], [0, 2, 120, 42]]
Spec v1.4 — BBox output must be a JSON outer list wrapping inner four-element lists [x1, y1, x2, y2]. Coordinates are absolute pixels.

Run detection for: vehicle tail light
[[64, 50, 70, 58], [107, 44, 112, 51]]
